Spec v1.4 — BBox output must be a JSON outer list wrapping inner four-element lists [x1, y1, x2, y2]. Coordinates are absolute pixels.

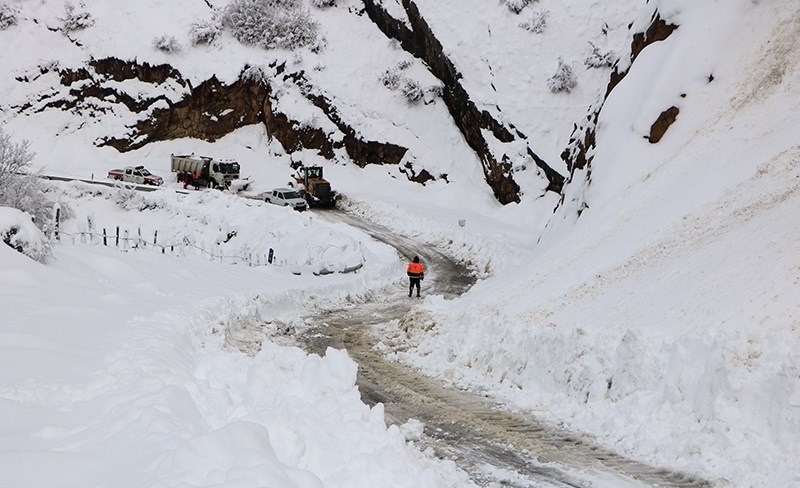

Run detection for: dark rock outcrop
[[280, 74, 408, 167], [29, 58, 408, 164], [648, 105, 679, 143], [104, 73, 268, 151], [363, 0, 565, 203]]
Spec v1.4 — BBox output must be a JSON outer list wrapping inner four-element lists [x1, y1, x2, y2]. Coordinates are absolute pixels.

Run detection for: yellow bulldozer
[[293, 165, 337, 208]]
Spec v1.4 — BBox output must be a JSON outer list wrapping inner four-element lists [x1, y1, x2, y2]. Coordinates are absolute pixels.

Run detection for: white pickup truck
[[265, 188, 308, 211], [107, 165, 164, 186]]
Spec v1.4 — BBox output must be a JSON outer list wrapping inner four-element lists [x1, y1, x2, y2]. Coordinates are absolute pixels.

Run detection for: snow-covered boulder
[[0, 206, 49, 262]]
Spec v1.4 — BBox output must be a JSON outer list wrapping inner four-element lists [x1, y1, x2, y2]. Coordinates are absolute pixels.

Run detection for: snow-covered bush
[[0, 207, 50, 262], [584, 41, 617, 69], [0, 127, 54, 260], [378, 68, 402, 90], [400, 79, 423, 103], [378, 62, 431, 104], [221, 0, 319, 50], [547, 57, 577, 93], [311, 0, 335, 7], [60, 1, 94, 32], [0, 2, 18, 30], [189, 17, 221, 46], [503, 0, 533, 14], [519, 9, 548, 33], [241, 65, 268, 84], [153, 34, 181, 53]]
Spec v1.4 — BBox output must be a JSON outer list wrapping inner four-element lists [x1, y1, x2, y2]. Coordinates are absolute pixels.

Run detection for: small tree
[[60, 1, 95, 32], [189, 17, 221, 46], [400, 79, 423, 103], [153, 34, 181, 53], [519, 9, 548, 33], [504, 0, 532, 14], [548, 57, 577, 93], [378, 68, 402, 90], [0, 2, 18, 30], [584, 41, 617, 69], [0, 127, 54, 252]]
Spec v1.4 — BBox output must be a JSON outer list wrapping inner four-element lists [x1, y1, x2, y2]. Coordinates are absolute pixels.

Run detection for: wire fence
[[56, 225, 278, 267], [53, 215, 364, 274]]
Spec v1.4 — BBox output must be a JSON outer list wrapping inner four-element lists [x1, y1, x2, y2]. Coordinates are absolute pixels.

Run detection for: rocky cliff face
[[363, 0, 565, 204]]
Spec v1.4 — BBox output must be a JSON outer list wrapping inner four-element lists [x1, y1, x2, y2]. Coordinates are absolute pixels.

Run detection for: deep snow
[[1, 0, 799, 487]]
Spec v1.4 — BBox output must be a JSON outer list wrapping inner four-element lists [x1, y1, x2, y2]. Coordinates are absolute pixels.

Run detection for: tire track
[[299, 211, 713, 488]]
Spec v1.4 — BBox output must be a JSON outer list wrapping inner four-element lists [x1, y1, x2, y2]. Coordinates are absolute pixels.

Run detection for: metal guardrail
[[40, 173, 191, 193]]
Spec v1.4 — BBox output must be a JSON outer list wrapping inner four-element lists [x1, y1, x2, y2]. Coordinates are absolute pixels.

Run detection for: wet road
[[292, 210, 712, 488]]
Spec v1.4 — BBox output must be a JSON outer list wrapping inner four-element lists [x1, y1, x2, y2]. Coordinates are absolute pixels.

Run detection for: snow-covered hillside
[[1, 0, 799, 487]]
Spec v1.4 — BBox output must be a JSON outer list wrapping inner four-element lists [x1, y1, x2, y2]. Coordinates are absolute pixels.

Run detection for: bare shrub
[[153, 34, 181, 53], [584, 41, 617, 69], [221, 0, 319, 50], [547, 57, 577, 93], [60, 1, 95, 32], [400, 79, 423, 103], [0, 2, 18, 30], [189, 17, 221, 46], [503, 0, 532, 14], [519, 9, 548, 33]]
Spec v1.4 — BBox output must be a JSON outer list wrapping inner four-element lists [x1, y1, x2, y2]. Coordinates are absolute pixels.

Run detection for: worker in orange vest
[[407, 256, 425, 298]]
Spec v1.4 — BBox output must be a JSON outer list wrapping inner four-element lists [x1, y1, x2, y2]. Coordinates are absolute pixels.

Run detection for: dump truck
[[293, 165, 336, 208], [170, 154, 249, 190]]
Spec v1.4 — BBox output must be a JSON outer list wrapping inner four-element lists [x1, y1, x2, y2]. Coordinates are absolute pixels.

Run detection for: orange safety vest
[[407, 262, 424, 276]]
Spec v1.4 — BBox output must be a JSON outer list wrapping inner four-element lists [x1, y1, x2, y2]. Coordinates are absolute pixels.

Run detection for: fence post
[[123, 230, 129, 251], [54, 207, 60, 241], [87, 216, 94, 245], [116, 226, 119, 247], [103, 228, 107, 246], [137, 227, 142, 248], [153, 230, 158, 246]]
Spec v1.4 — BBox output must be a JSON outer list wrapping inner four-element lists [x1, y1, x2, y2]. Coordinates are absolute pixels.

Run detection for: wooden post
[[123, 230, 129, 251], [54, 207, 60, 241], [103, 229, 107, 246], [115, 226, 120, 247], [137, 227, 142, 248], [153, 230, 158, 246], [87, 216, 94, 244]]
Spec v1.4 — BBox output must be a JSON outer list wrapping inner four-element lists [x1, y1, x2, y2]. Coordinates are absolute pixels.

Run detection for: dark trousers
[[409, 278, 421, 297]]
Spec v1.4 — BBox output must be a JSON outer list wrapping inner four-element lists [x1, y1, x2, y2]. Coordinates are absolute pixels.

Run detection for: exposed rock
[[28, 57, 408, 165], [276, 72, 408, 168], [562, 13, 679, 174], [363, 0, 565, 203], [103, 72, 267, 151], [648, 106, 679, 143]]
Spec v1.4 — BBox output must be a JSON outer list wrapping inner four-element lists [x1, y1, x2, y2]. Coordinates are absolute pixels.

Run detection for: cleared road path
[[300, 210, 712, 488]]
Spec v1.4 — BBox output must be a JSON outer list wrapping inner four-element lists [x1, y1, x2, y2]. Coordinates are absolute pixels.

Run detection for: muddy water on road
[[299, 211, 711, 488]]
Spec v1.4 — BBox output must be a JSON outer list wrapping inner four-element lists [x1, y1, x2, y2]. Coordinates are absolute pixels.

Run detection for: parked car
[[265, 188, 308, 211], [107, 165, 164, 186]]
